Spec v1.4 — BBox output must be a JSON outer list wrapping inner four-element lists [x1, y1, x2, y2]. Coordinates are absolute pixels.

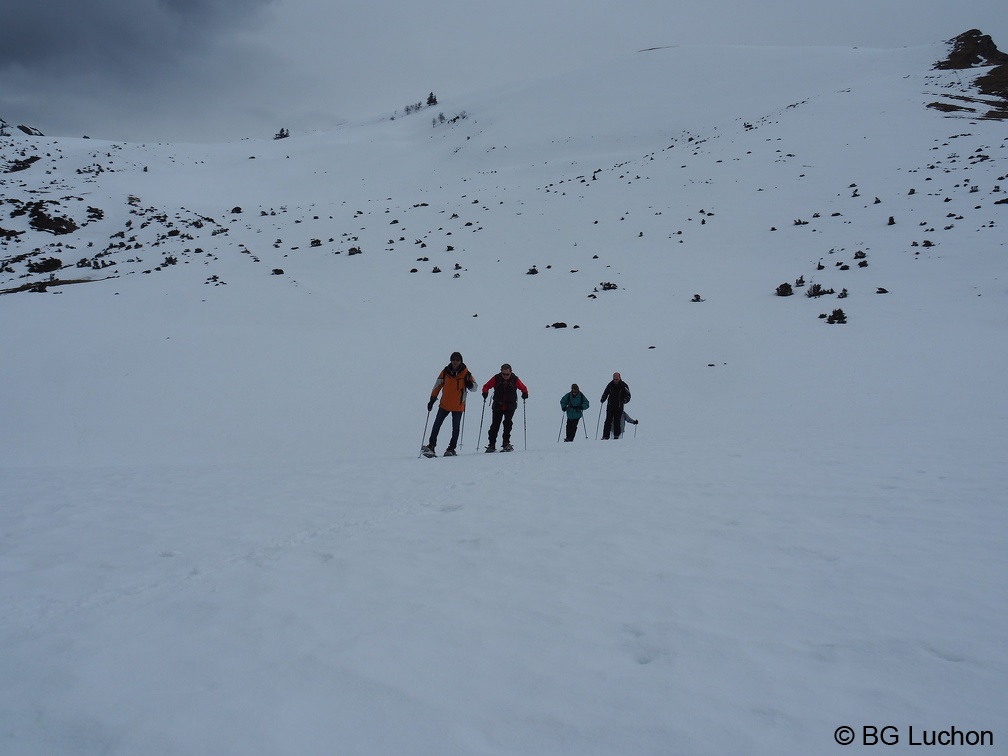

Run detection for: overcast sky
[[2, 0, 1005, 143]]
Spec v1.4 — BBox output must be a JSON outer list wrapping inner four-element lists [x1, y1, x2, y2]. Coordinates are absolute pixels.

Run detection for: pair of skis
[[420, 446, 450, 458], [421, 396, 523, 458], [420, 445, 512, 458]]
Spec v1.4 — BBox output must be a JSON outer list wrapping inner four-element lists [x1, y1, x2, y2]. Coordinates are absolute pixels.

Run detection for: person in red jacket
[[482, 363, 528, 452], [422, 351, 476, 457]]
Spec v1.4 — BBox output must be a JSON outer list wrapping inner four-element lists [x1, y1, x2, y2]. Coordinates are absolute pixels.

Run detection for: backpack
[[493, 373, 519, 409]]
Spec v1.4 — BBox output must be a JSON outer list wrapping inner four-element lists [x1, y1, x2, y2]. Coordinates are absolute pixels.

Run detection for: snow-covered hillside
[[2, 38, 1006, 755]]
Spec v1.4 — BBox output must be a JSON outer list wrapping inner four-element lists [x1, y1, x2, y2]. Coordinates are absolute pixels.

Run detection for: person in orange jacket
[[422, 351, 476, 457], [482, 363, 528, 452]]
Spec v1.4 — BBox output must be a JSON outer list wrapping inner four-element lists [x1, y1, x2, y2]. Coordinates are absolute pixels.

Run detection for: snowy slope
[[1, 41, 1006, 755]]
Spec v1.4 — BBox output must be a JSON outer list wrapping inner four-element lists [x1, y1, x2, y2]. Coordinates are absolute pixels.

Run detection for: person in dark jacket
[[422, 351, 476, 457], [482, 363, 529, 452], [560, 384, 590, 442], [600, 372, 631, 440]]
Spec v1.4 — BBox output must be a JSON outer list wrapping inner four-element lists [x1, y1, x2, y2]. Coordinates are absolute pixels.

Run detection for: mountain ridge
[[2, 36, 1000, 303]]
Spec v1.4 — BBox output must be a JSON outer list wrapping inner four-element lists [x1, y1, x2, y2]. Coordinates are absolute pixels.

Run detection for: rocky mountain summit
[[932, 29, 1008, 118]]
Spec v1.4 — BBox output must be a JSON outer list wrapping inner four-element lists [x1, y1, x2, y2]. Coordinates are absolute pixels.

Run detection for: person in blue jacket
[[560, 383, 590, 442]]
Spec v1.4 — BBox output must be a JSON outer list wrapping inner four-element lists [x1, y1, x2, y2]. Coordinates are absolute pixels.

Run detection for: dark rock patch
[[4, 155, 41, 173], [934, 30, 1008, 119]]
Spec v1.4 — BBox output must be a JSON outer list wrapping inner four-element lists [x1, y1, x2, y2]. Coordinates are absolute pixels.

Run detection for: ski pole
[[523, 398, 527, 450], [419, 406, 432, 457], [557, 412, 564, 443], [477, 397, 487, 454], [460, 403, 466, 450], [582, 414, 588, 438], [595, 404, 603, 439]]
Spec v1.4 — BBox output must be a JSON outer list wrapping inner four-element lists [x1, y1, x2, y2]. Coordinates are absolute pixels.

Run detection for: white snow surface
[[2, 42, 1007, 754]]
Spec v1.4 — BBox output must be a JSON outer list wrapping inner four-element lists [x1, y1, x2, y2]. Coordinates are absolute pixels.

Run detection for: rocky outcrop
[[933, 30, 1008, 119], [935, 29, 1008, 69]]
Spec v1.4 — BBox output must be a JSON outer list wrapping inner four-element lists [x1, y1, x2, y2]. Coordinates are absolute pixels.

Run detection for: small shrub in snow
[[806, 283, 835, 298], [826, 308, 847, 324], [27, 257, 62, 273]]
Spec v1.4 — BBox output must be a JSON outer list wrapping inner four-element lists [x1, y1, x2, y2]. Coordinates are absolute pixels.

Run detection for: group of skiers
[[560, 372, 637, 442], [421, 352, 635, 457]]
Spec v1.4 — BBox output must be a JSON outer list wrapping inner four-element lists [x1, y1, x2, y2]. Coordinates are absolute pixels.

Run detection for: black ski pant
[[488, 405, 516, 447], [565, 417, 581, 442], [602, 405, 623, 439], [429, 408, 462, 450]]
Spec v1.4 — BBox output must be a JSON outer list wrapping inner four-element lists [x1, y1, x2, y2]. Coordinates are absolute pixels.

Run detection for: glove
[[427, 398, 436, 412], [482, 392, 488, 400], [521, 392, 528, 400]]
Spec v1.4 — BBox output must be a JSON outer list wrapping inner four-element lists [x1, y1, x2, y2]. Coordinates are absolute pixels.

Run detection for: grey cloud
[[0, 0, 281, 140], [3, 0, 1006, 143], [1, 0, 274, 78]]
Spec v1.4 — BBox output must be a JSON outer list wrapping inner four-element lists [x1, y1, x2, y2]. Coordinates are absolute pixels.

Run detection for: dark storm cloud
[[0, 0, 274, 80], [0, 0, 282, 140]]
